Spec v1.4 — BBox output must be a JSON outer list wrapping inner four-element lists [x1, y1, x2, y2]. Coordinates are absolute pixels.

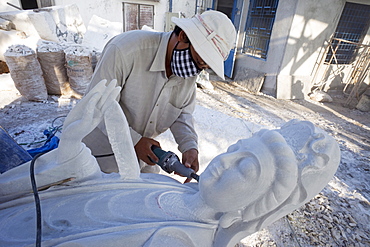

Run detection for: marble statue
[[0, 80, 341, 247]]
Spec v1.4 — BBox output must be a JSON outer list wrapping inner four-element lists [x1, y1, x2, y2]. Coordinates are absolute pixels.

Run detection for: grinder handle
[[151, 146, 199, 181]]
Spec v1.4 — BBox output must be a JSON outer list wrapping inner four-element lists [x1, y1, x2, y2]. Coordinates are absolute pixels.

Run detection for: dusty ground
[[198, 77, 370, 247], [0, 73, 369, 246]]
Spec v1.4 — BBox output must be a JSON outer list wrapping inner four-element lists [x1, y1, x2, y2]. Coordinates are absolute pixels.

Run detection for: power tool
[[150, 146, 199, 182]]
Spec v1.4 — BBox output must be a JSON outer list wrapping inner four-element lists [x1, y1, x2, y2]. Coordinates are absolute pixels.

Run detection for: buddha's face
[[198, 120, 340, 216], [198, 131, 279, 212]]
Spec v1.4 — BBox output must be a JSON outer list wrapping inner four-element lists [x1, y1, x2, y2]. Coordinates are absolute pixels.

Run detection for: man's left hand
[[181, 149, 199, 183]]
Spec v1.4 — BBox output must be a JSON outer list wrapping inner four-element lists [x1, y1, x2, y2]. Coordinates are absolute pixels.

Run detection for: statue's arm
[[58, 79, 120, 164], [60, 78, 140, 179], [0, 80, 121, 198]]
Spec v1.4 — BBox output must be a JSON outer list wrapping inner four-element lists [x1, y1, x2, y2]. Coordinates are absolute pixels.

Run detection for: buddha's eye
[[238, 156, 259, 178]]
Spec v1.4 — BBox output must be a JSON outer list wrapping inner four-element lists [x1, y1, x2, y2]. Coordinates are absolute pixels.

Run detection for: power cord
[[30, 152, 46, 247], [285, 215, 302, 247], [18, 115, 66, 147], [94, 153, 114, 158]]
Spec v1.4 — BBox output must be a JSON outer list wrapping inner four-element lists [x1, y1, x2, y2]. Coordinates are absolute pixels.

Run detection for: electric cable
[[94, 153, 115, 158], [30, 152, 46, 247], [285, 215, 302, 247], [51, 115, 66, 130], [18, 115, 66, 146]]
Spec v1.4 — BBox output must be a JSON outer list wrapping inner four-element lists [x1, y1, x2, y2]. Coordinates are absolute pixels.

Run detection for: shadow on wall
[[292, 80, 304, 99]]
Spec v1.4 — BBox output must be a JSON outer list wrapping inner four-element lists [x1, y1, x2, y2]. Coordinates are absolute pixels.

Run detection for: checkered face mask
[[171, 42, 202, 78]]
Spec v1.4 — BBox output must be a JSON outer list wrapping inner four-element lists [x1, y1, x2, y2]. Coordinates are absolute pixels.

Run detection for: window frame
[[242, 0, 279, 60], [123, 2, 154, 32], [325, 2, 370, 65]]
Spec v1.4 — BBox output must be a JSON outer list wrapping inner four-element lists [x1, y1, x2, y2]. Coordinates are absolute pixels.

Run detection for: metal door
[[224, 0, 243, 78], [211, 0, 244, 78]]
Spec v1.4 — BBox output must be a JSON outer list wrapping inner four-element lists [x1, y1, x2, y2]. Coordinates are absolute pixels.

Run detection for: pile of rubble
[[286, 191, 370, 247]]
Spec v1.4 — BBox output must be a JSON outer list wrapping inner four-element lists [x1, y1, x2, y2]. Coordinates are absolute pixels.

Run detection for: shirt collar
[[149, 32, 172, 72]]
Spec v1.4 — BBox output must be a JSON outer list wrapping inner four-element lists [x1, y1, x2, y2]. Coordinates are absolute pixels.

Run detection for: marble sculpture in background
[[0, 80, 341, 247]]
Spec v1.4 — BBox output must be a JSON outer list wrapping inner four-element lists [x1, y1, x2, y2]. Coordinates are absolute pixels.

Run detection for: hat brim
[[172, 17, 225, 80]]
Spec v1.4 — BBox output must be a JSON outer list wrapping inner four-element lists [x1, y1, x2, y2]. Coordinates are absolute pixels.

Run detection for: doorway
[[20, 0, 38, 10], [214, 0, 234, 19], [211, 0, 243, 78], [20, 0, 54, 10]]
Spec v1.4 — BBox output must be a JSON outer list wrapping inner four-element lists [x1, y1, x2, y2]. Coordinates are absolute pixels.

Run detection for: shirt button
[[150, 121, 153, 124]]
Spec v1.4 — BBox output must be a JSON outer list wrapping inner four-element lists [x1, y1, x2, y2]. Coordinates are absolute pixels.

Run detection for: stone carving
[[0, 80, 341, 246]]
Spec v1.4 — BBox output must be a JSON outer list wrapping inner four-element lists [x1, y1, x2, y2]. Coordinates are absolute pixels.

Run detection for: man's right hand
[[134, 137, 161, 165]]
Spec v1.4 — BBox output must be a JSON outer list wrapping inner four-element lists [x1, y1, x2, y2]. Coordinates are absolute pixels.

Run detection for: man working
[[83, 10, 236, 182]]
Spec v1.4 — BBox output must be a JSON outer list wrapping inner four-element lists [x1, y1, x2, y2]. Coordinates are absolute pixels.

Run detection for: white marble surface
[[0, 80, 341, 246]]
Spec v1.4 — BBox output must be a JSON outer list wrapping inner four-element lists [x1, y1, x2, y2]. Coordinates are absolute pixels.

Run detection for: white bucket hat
[[172, 10, 236, 80]]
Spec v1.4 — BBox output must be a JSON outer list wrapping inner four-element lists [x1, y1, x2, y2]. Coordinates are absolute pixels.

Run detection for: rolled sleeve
[[170, 87, 198, 153]]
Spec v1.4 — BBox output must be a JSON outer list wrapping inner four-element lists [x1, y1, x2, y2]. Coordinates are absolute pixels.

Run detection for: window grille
[[325, 2, 370, 64], [123, 3, 154, 32], [242, 0, 279, 60]]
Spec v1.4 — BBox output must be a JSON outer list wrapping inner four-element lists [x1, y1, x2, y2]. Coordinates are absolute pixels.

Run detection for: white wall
[[1, 0, 197, 32], [171, 0, 196, 18], [0, 1, 22, 12], [232, 0, 366, 99], [233, 0, 298, 95], [53, 0, 196, 32], [0, 5, 86, 61], [276, 0, 344, 99]]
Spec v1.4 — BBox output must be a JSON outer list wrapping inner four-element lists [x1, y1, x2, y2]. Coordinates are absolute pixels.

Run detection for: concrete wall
[[276, 0, 344, 99], [171, 0, 196, 18], [233, 0, 298, 97], [0, 1, 22, 12], [53, 0, 196, 32], [304, 0, 370, 94], [0, 5, 86, 61], [232, 0, 369, 99], [1, 1, 197, 32], [53, 0, 162, 31], [0, 1, 197, 61]]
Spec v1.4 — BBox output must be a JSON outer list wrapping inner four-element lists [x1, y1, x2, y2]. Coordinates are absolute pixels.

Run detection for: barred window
[[243, 0, 279, 60], [123, 3, 154, 32], [325, 2, 370, 64]]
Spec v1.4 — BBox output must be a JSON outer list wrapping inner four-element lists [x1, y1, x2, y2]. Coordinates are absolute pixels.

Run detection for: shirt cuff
[[178, 140, 198, 154]]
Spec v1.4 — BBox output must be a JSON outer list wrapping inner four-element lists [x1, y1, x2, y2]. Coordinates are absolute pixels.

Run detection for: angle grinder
[[150, 146, 199, 182]]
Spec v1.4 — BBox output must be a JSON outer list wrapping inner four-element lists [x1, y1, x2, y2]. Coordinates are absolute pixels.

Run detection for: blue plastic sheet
[[27, 129, 60, 157], [0, 126, 33, 173]]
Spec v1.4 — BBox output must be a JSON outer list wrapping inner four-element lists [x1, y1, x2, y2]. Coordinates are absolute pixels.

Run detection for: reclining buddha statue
[[0, 80, 340, 247]]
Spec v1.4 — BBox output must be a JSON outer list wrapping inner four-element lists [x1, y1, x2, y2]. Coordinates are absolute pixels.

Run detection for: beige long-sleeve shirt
[[86, 30, 198, 153]]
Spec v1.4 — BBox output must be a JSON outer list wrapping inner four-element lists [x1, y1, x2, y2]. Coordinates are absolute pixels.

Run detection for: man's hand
[[182, 149, 199, 183], [134, 137, 161, 165]]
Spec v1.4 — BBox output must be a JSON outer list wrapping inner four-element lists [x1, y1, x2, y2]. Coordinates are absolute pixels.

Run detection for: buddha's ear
[[219, 210, 242, 228]]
